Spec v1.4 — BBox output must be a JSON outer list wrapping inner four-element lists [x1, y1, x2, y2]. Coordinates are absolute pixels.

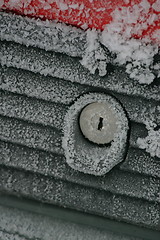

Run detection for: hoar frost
[[1, 0, 159, 84], [137, 121, 160, 158], [80, 30, 109, 76], [82, 0, 160, 84], [62, 93, 129, 176]]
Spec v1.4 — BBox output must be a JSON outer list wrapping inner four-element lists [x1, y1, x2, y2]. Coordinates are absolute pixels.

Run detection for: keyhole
[[98, 117, 103, 131]]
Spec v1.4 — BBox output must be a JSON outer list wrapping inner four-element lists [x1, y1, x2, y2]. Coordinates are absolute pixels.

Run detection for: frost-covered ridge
[[0, 205, 148, 240], [0, 11, 86, 57], [0, 166, 160, 229], [0, 3, 160, 231], [82, 0, 160, 84], [62, 93, 129, 176], [137, 121, 160, 158], [0, 40, 159, 102], [0, 7, 159, 85], [81, 29, 159, 83]]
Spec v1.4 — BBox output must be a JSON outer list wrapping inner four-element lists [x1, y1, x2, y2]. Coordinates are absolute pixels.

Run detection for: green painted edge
[[0, 194, 159, 240]]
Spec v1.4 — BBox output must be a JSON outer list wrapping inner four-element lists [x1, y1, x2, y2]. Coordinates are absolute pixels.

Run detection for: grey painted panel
[[0, 90, 67, 129], [0, 167, 159, 230], [0, 12, 159, 232], [0, 140, 159, 179], [0, 115, 63, 154], [0, 65, 91, 105], [0, 140, 159, 203], [120, 148, 160, 178], [0, 204, 143, 240], [0, 41, 159, 101], [0, 11, 86, 57], [0, 79, 158, 125]]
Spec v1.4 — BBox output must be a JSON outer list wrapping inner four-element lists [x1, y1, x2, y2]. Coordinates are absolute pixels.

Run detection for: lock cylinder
[[79, 102, 118, 145]]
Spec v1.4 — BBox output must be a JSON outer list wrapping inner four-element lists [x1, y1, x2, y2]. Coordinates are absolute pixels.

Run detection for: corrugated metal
[[0, 11, 159, 231]]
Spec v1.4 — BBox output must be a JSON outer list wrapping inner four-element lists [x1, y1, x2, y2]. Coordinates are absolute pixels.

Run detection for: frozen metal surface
[[0, 204, 144, 240], [0, 11, 159, 232], [63, 93, 129, 175]]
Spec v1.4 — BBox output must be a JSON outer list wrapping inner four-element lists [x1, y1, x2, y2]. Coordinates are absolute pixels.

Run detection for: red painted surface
[[1, 0, 160, 44]]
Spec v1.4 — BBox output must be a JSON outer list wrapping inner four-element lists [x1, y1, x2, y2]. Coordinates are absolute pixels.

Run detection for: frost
[[152, 29, 160, 45], [2, 0, 159, 84], [82, 0, 159, 84], [153, 62, 160, 77], [152, 0, 160, 12], [137, 121, 160, 158], [57, 1, 68, 11], [4, 0, 32, 9], [62, 93, 129, 176], [80, 30, 109, 76], [0, 0, 4, 8], [0, 11, 86, 57], [0, 205, 143, 240]]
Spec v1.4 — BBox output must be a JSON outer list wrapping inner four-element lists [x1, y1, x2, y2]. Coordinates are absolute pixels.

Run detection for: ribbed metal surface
[[0, 11, 159, 231], [0, 12, 86, 57], [0, 204, 144, 240]]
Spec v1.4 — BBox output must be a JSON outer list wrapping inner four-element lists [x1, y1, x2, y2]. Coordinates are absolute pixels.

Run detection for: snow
[[137, 121, 160, 158]]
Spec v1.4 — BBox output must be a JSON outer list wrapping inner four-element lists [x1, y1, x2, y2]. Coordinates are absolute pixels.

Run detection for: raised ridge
[[0, 90, 67, 129], [0, 11, 86, 57], [0, 67, 158, 126], [0, 115, 63, 154], [0, 40, 159, 101], [0, 140, 159, 179], [0, 166, 159, 230], [0, 139, 159, 204], [120, 148, 160, 178], [0, 65, 91, 105], [0, 204, 145, 240], [0, 230, 30, 240], [0, 110, 149, 152], [0, 11, 159, 232]]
